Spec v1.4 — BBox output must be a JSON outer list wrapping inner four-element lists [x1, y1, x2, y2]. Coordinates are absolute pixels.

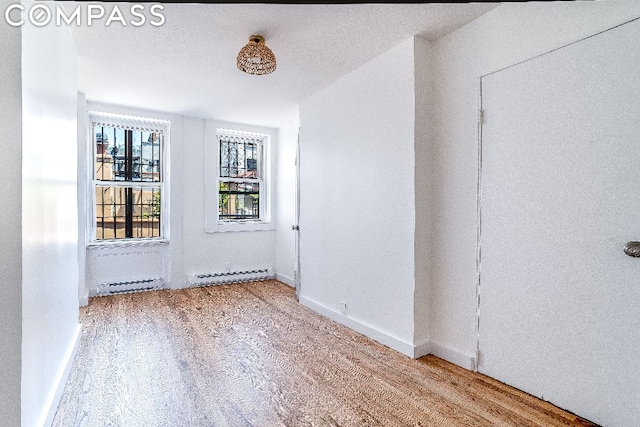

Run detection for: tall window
[[217, 130, 265, 221], [90, 113, 168, 242]]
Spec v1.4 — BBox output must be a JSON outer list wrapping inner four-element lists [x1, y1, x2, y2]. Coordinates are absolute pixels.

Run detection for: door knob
[[623, 241, 640, 257]]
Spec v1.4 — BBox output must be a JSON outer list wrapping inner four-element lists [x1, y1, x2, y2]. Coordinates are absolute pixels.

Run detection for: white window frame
[[205, 120, 273, 233], [87, 111, 170, 246]]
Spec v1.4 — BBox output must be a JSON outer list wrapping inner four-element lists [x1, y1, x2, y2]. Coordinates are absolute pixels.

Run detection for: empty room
[[1, 1, 639, 426]]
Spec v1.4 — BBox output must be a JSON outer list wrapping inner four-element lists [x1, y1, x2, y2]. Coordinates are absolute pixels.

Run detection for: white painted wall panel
[[298, 38, 417, 352], [87, 244, 168, 293], [189, 118, 276, 279], [83, 103, 178, 292], [77, 93, 89, 305], [0, 10, 22, 426], [480, 19, 640, 427], [413, 36, 435, 351], [21, 17, 80, 427]]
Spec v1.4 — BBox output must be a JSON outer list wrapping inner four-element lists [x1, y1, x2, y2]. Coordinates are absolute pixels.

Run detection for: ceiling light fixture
[[236, 35, 277, 75]]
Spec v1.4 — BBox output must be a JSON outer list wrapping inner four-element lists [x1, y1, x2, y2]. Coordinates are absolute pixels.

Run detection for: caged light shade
[[236, 35, 277, 75]]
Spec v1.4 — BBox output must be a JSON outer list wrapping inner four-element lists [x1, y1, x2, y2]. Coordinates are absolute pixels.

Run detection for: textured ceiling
[[67, 2, 498, 128]]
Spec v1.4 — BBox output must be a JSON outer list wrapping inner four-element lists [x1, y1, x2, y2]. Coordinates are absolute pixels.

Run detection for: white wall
[[428, 0, 640, 383], [77, 93, 88, 305], [298, 38, 418, 356], [21, 18, 81, 427], [191, 119, 276, 277], [84, 102, 181, 293], [413, 36, 435, 353], [0, 9, 22, 426]]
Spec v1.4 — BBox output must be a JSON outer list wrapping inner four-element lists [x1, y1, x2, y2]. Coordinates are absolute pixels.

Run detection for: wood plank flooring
[[52, 281, 596, 427]]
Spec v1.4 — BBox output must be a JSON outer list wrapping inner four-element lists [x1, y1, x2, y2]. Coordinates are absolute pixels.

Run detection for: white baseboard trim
[[275, 272, 295, 287], [79, 295, 88, 307], [299, 295, 416, 358], [42, 324, 81, 427], [170, 279, 190, 290], [414, 339, 431, 359], [429, 340, 476, 371]]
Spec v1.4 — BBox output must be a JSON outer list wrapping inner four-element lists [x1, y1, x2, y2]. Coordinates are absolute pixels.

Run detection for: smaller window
[[205, 121, 272, 232], [216, 131, 265, 222]]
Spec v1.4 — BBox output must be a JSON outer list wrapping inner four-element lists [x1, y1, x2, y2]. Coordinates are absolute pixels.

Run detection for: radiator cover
[[189, 268, 274, 287], [96, 278, 164, 296]]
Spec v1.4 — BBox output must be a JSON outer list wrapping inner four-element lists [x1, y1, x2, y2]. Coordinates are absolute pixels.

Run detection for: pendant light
[[236, 35, 277, 75]]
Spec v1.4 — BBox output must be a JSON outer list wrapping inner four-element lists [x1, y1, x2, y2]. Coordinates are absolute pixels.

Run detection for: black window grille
[[218, 182, 260, 220], [94, 124, 163, 240], [95, 186, 162, 240], [95, 126, 161, 183], [219, 137, 258, 179], [217, 133, 263, 221]]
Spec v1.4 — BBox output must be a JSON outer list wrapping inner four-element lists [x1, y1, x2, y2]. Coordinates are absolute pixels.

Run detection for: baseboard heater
[[96, 278, 164, 296], [188, 268, 274, 287]]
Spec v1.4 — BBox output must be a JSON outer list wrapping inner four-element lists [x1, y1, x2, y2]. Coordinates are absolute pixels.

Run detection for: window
[[217, 130, 265, 221], [205, 122, 272, 232], [89, 112, 169, 242]]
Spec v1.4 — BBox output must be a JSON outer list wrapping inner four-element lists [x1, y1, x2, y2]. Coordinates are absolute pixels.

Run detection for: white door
[[479, 19, 640, 427]]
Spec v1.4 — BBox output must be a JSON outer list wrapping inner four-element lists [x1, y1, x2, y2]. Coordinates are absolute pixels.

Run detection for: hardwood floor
[[52, 281, 596, 427]]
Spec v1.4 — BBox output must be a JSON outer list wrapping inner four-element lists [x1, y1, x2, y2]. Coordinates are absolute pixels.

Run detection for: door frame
[[294, 129, 301, 300]]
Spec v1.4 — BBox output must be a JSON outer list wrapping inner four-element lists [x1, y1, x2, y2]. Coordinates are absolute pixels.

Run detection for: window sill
[[207, 221, 275, 233], [87, 238, 169, 250]]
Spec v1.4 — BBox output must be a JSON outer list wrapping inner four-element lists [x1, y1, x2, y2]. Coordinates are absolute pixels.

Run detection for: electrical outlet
[[225, 262, 232, 272], [341, 302, 347, 315]]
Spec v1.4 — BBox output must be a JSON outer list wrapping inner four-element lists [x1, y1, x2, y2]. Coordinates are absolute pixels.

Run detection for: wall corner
[[0, 18, 23, 427], [413, 36, 436, 348]]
